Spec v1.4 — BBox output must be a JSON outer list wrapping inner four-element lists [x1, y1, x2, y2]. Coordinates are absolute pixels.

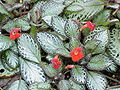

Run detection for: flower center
[[12, 31, 16, 35], [74, 51, 78, 55]]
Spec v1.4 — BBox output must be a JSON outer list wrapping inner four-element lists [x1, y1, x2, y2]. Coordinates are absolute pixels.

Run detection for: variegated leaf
[[18, 34, 41, 63], [37, 32, 70, 57], [19, 57, 45, 84]]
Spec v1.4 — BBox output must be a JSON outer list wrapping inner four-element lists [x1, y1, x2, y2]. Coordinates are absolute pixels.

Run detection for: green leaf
[[19, 57, 45, 84], [0, 35, 14, 52], [87, 54, 112, 71], [69, 78, 86, 90], [108, 29, 120, 65], [18, 34, 41, 63], [0, 3, 9, 15], [58, 80, 70, 90], [6, 80, 29, 90], [37, 32, 70, 57], [65, 19, 79, 38], [93, 10, 111, 25], [71, 65, 87, 84], [51, 16, 67, 37], [4, 50, 19, 69], [86, 71, 107, 90], [42, 1, 65, 17], [64, 0, 104, 20], [29, 82, 51, 90]]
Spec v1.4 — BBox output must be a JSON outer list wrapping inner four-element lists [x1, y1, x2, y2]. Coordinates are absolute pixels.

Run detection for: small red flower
[[70, 47, 84, 62], [9, 28, 21, 40], [80, 21, 95, 31], [65, 65, 75, 69], [51, 55, 62, 69]]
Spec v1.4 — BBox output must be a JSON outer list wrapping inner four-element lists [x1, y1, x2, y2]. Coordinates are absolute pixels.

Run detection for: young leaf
[[87, 54, 112, 71], [19, 57, 45, 84], [86, 71, 107, 90], [65, 19, 79, 38], [18, 34, 41, 63], [6, 80, 29, 90], [37, 32, 70, 57], [71, 65, 87, 84], [108, 29, 120, 65], [51, 16, 67, 37], [41, 1, 65, 17], [58, 80, 71, 90], [0, 35, 14, 52]]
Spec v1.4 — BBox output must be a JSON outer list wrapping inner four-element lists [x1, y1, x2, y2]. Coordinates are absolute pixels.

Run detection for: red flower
[[80, 21, 95, 31], [65, 65, 75, 69], [9, 28, 21, 40], [70, 47, 84, 62], [51, 56, 62, 69]]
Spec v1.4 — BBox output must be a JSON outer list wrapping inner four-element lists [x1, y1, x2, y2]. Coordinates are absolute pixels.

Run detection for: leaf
[[6, 80, 29, 90], [18, 34, 41, 63], [108, 29, 120, 65], [0, 35, 14, 52], [19, 57, 45, 84], [58, 80, 71, 90], [41, 1, 65, 17], [93, 10, 111, 25], [87, 54, 112, 71], [42, 16, 52, 26], [29, 1, 46, 23], [85, 40, 101, 50], [42, 63, 60, 77], [71, 65, 87, 84], [51, 16, 67, 37], [86, 71, 107, 90], [69, 78, 86, 90], [37, 32, 70, 57], [0, 59, 18, 77], [4, 50, 19, 69], [29, 82, 51, 90], [84, 26, 108, 54], [105, 61, 117, 72], [0, 3, 9, 15], [2, 18, 31, 32], [65, 19, 79, 38], [64, 0, 104, 20]]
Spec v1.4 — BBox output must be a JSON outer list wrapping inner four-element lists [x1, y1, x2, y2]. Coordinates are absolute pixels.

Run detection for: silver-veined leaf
[[51, 16, 67, 37], [64, 0, 104, 20], [0, 59, 18, 77], [58, 80, 71, 90], [0, 3, 9, 15], [65, 19, 79, 38], [86, 71, 107, 90], [0, 35, 14, 52], [4, 50, 19, 69], [87, 54, 112, 71], [42, 16, 52, 26], [29, 82, 51, 90], [18, 34, 41, 63], [71, 65, 87, 84], [41, 1, 65, 17], [19, 57, 45, 84], [105, 61, 117, 72], [84, 27, 108, 54], [6, 80, 28, 90], [37, 32, 70, 57], [69, 78, 86, 90], [108, 29, 120, 65]]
